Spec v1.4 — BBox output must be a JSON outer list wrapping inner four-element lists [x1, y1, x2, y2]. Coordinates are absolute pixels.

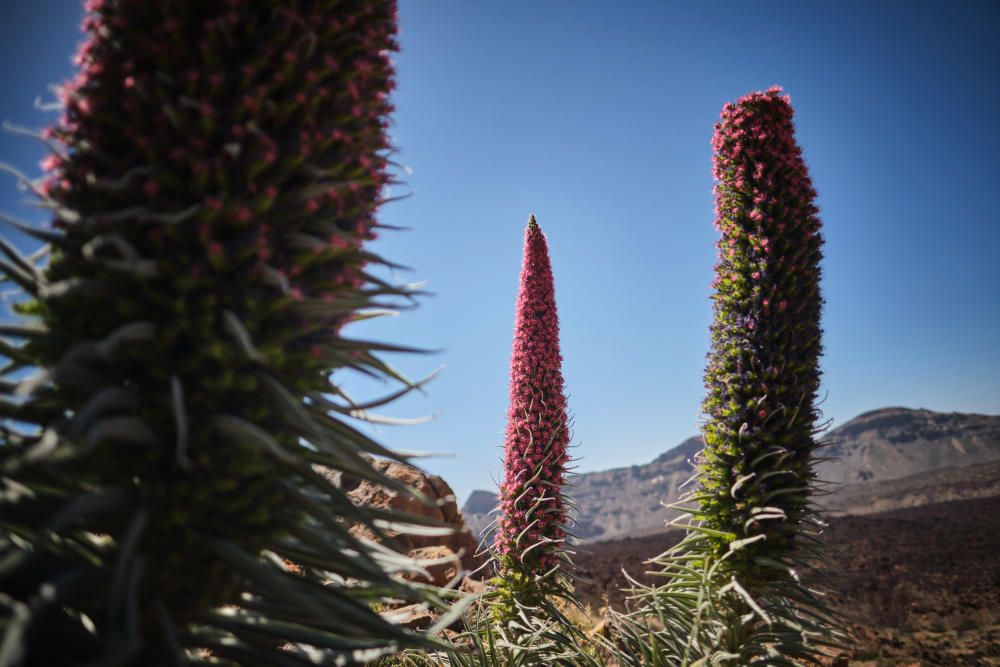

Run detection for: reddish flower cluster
[[43, 0, 397, 327], [700, 86, 824, 566], [494, 216, 570, 577]]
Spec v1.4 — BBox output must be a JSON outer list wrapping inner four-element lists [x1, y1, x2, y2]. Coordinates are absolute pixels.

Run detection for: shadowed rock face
[[461, 408, 1000, 543]]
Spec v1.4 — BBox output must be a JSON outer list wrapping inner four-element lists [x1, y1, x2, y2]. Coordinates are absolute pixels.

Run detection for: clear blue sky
[[1, 1, 998, 505]]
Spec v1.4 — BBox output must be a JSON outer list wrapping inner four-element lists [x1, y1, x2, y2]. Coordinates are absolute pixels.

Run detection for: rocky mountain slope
[[462, 407, 1000, 542], [816, 407, 1000, 484]]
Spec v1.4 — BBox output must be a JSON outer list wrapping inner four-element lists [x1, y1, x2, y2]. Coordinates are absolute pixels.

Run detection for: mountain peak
[[651, 435, 703, 465]]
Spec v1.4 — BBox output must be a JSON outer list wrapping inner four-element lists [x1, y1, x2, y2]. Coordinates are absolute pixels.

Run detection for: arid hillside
[[463, 408, 1000, 542]]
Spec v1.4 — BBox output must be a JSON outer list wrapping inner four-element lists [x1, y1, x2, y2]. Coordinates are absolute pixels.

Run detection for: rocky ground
[[573, 495, 1000, 666]]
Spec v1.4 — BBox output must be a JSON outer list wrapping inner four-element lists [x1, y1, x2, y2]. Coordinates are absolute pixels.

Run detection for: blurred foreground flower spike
[[0, 1, 448, 665]]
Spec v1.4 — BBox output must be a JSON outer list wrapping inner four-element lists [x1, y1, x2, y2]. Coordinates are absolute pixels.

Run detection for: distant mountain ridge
[[815, 408, 1000, 484], [461, 407, 1000, 542]]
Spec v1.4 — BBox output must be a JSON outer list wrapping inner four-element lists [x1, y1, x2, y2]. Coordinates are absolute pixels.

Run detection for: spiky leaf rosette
[[385, 595, 609, 667], [492, 216, 572, 611], [613, 88, 839, 665], [0, 1, 449, 664]]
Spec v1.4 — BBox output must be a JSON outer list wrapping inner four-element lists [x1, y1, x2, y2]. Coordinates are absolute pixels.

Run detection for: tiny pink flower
[[39, 154, 61, 172]]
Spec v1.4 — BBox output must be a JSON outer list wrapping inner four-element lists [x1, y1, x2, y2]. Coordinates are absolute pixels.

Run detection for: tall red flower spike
[[495, 215, 570, 587]]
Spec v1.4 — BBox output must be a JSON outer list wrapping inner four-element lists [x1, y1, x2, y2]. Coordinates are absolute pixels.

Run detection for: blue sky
[[1, 1, 998, 504]]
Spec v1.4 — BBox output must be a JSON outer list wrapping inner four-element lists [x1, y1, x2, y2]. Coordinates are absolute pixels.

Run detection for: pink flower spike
[[495, 215, 570, 582]]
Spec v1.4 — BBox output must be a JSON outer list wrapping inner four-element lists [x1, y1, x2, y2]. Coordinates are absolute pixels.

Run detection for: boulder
[[316, 458, 486, 587]]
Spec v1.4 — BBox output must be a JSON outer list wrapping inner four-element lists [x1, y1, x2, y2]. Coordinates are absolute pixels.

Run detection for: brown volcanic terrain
[[463, 408, 1000, 542], [574, 496, 1000, 666]]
